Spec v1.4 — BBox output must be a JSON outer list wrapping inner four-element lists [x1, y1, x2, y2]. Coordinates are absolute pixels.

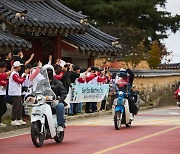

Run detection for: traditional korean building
[[0, 29, 32, 49], [0, 0, 121, 68]]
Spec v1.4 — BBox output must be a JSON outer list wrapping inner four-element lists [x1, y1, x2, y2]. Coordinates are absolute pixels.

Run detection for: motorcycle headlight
[[25, 96, 35, 104], [36, 96, 42, 101]]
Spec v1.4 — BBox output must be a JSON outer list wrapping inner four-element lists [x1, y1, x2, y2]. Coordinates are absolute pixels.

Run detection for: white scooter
[[25, 68, 64, 147]]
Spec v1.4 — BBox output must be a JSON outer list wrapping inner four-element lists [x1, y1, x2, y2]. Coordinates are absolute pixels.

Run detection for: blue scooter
[[112, 87, 133, 130]]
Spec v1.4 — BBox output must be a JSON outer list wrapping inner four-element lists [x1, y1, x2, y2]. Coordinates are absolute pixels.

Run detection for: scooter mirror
[[132, 85, 135, 89]]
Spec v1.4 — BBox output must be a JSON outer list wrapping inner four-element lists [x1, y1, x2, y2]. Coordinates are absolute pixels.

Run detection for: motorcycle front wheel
[[31, 121, 44, 147], [114, 111, 122, 130], [54, 131, 64, 143]]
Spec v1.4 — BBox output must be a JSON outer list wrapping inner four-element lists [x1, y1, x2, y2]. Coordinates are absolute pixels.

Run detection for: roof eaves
[[0, 30, 32, 48], [47, 0, 87, 22], [87, 25, 120, 45], [0, 0, 86, 34]]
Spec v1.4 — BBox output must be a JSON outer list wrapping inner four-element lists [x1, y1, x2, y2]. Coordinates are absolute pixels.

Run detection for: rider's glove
[[51, 100, 59, 108]]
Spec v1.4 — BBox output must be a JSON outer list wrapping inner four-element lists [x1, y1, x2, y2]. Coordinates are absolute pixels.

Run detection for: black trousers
[[85, 102, 97, 113], [85, 102, 91, 113], [128, 96, 136, 114], [100, 100, 106, 110], [73, 103, 77, 114], [0, 95, 7, 123], [11, 96, 23, 121], [91, 102, 97, 112]]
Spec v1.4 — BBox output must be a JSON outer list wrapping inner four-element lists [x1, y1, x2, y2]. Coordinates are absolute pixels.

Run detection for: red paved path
[[0, 124, 179, 154]]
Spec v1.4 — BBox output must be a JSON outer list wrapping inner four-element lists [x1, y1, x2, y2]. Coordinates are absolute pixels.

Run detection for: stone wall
[[134, 76, 180, 90], [133, 76, 180, 107], [94, 59, 150, 70]]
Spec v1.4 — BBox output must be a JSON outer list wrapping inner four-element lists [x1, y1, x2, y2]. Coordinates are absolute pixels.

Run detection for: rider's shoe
[[57, 125, 64, 132]]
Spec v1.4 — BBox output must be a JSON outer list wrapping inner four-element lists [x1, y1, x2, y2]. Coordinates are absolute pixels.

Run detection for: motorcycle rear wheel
[[114, 111, 122, 130], [54, 131, 64, 143], [31, 121, 44, 147]]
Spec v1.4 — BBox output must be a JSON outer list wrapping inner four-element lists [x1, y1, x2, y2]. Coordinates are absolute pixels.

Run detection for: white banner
[[65, 83, 109, 103]]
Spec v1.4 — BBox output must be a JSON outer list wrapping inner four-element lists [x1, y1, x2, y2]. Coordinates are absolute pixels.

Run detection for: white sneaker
[[0, 123, 7, 127], [18, 120, 26, 125], [11, 120, 21, 126], [57, 126, 64, 132]]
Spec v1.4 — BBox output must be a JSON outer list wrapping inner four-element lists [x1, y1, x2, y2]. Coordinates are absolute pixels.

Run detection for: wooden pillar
[[24, 38, 42, 63], [20, 37, 43, 64], [88, 56, 95, 67], [35, 38, 43, 62], [54, 35, 62, 61]]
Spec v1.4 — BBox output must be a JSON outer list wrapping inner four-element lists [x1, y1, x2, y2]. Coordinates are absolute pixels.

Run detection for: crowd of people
[[1, 49, 178, 129], [0, 48, 114, 127], [0, 49, 41, 126]]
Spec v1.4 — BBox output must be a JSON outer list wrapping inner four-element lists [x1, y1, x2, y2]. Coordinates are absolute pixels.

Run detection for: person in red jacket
[[97, 68, 107, 84], [54, 59, 72, 93], [96, 68, 110, 111], [54, 65, 64, 81], [85, 66, 97, 83], [8, 61, 26, 126], [175, 82, 180, 106], [0, 62, 11, 127], [69, 65, 90, 115], [85, 66, 99, 113]]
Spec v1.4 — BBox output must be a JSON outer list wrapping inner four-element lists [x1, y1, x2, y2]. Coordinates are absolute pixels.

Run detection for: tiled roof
[[48, 0, 87, 22], [0, 0, 86, 34], [87, 25, 119, 44], [0, 0, 121, 53], [66, 25, 121, 54], [158, 63, 180, 69], [0, 30, 32, 48]]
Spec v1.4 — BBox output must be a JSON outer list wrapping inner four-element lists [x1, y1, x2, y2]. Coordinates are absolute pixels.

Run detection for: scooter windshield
[[31, 67, 56, 100]]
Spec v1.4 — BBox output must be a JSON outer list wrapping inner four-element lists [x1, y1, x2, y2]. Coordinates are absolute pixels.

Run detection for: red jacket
[[78, 77, 85, 83], [117, 77, 129, 88], [86, 73, 96, 83], [0, 73, 8, 86], [54, 71, 64, 80], [97, 76, 107, 83], [175, 88, 180, 99], [0, 73, 8, 80], [12, 74, 25, 84]]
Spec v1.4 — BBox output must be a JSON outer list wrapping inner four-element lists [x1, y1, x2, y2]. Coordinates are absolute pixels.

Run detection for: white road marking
[[168, 112, 180, 115], [0, 132, 29, 140]]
